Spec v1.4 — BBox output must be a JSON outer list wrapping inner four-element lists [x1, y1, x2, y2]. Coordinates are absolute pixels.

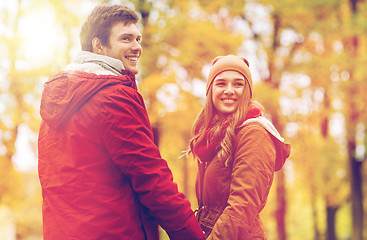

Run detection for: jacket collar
[[65, 51, 125, 76]]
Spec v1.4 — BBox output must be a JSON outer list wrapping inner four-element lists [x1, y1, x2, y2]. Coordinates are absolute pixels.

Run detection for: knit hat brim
[[206, 55, 253, 96]]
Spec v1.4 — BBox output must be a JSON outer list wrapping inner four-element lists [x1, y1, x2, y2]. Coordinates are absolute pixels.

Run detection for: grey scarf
[[65, 51, 125, 76]]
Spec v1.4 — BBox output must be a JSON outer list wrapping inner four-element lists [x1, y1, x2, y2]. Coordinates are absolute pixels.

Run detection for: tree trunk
[[275, 170, 286, 240], [346, 0, 364, 237], [152, 125, 160, 147], [268, 14, 287, 239], [182, 130, 194, 200], [345, 79, 363, 240], [349, 139, 363, 240], [345, 0, 364, 238], [321, 91, 338, 240], [326, 206, 338, 240], [182, 154, 189, 197]]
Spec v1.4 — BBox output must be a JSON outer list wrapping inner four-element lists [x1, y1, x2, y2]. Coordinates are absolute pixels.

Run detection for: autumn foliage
[[0, 0, 366, 239]]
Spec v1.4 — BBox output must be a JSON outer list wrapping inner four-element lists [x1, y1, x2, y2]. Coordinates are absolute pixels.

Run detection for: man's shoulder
[[95, 78, 143, 106]]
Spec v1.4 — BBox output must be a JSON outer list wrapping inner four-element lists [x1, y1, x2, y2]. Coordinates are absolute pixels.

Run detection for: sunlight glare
[[18, 6, 63, 66]]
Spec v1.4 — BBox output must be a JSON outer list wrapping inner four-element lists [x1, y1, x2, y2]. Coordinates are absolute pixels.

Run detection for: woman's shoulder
[[238, 116, 285, 143], [236, 117, 269, 138], [236, 116, 291, 171]]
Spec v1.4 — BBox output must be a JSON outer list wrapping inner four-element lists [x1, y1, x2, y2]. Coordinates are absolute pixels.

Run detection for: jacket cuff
[[166, 213, 205, 240]]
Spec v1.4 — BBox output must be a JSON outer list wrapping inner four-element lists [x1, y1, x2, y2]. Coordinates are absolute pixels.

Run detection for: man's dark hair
[[80, 4, 139, 52]]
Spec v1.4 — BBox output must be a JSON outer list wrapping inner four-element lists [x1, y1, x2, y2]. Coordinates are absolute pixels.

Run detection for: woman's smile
[[222, 98, 236, 104]]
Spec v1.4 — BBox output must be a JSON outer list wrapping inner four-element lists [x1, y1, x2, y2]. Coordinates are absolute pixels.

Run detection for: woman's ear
[[212, 56, 222, 65], [240, 57, 249, 67], [92, 37, 105, 55]]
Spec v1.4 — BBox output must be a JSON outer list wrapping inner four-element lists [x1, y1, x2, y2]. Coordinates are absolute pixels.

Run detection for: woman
[[189, 55, 291, 239]]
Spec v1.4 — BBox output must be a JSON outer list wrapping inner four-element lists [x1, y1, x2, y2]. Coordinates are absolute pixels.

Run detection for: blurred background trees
[[0, 0, 366, 239]]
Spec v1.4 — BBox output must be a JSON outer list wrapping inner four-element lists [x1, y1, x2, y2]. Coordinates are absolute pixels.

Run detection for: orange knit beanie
[[206, 55, 253, 96]]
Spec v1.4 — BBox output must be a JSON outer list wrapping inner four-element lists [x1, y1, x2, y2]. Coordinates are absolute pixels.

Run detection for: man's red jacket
[[38, 70, 204, 239]]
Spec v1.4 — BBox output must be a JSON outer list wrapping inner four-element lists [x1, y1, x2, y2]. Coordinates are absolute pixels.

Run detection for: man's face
[[101, 22, 142, 74]]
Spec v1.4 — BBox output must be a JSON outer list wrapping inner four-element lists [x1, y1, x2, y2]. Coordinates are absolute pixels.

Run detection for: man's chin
[[124, 66, 139, 75], [129, 68, 139, 75]]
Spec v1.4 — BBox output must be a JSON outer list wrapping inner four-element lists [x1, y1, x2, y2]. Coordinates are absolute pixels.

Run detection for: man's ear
[[92, 37, 105, 55]]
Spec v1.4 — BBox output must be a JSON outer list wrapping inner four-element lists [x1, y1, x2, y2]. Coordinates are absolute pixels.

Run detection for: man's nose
[[131, 40, 142, 51]]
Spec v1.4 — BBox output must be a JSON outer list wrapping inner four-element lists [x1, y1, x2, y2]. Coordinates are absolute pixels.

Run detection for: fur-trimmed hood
[[241, 116, 291, 171]]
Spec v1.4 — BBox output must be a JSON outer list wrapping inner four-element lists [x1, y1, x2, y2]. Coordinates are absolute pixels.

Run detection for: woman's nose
[[224, 85, 234, 95]]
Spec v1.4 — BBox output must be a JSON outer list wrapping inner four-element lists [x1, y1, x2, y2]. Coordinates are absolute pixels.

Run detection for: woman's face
[[211, 70, 246, 117]]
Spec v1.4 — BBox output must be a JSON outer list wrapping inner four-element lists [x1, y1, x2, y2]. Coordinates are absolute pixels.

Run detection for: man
[[38, 4, 205, 240]]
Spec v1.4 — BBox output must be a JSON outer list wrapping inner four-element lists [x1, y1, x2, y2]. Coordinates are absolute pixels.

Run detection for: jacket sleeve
[[208, 123, 276, 239], [100, 86, 204, 240]]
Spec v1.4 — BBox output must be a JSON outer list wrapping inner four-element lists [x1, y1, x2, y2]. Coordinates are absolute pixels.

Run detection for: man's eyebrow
[[118, 33, 142, 38]]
